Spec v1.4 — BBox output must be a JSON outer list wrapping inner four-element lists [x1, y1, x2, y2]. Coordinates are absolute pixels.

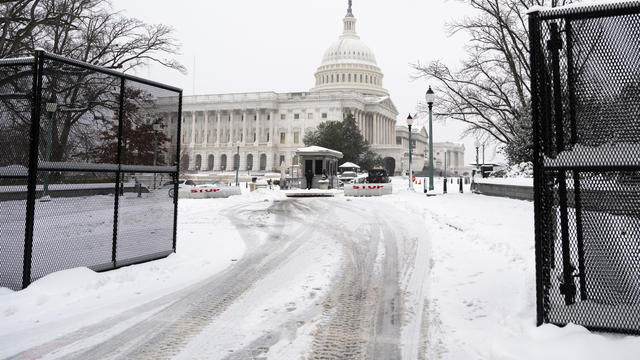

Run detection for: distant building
[[433, 142, 468, 176]]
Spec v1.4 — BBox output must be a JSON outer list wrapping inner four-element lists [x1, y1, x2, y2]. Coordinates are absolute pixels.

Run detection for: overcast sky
[[112, 0, 504, 164]]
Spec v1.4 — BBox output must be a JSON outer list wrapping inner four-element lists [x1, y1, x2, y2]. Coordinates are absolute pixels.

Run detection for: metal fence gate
[[530, 2, 640, 334], [0, 51, 182, 290]]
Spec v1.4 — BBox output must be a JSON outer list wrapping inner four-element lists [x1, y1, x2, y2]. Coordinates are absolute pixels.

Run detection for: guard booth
[[296, 146, 343, 189]]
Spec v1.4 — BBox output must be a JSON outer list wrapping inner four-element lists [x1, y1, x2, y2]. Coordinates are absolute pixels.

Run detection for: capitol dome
[[311, 4, 388, 96]]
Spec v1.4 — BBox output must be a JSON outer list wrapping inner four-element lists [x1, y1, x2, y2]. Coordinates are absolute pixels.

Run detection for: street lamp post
[[406, 114, 414, 191], [425, 86, 435, 192], [235, 140, 240, 186], [41, 102, 57, 202]]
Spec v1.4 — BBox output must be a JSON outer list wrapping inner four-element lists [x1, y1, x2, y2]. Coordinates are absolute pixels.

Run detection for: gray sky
[[113, 0, 503, 165]]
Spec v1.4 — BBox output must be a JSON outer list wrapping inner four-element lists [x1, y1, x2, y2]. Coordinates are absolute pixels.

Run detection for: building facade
[[173, 2, 466, 176], [179, 3, 405, 174]]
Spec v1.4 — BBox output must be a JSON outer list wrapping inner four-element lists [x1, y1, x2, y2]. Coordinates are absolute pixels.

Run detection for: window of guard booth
[[315, 159, 323, 175]]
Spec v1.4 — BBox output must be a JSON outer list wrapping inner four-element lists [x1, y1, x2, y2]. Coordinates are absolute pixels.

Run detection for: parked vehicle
[[367, 169, 391, 183], [164, 179, 197, 198], [338, 171, 357, 183]]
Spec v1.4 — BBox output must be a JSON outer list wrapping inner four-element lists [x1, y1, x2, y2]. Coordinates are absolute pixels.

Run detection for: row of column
[[191, 151, 298, 172], [444, 151, 464, 169], [353, 110, 395, 146], [183, 109, 278, 147]]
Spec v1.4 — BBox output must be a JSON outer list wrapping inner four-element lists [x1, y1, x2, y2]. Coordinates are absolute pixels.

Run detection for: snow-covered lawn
[[399, 178, 640, 360]]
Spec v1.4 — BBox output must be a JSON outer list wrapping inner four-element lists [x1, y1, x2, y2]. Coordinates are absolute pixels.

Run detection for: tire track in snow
[[307, 202, 402, 360], [9, 199, 313, 360]]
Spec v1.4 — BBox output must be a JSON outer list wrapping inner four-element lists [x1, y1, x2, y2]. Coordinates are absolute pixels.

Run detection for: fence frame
[[530, 2, 640, 335], [0, 50, 182, 289]]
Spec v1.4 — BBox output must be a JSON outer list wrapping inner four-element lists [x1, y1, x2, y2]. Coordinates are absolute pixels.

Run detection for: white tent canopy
[[339, 162, 360, 169]]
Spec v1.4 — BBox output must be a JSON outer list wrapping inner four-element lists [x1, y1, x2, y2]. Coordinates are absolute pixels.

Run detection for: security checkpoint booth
[[338, 162, 360, 173], [296, 146, 343, 190]]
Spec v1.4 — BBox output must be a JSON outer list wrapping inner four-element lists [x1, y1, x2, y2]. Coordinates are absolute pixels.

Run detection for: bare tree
[[412, 0, 575, 163], [0, 0, 184, 168], [0, 0, 185, 72]]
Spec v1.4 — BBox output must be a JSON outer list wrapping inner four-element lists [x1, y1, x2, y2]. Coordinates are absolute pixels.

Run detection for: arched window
[[195, 154, 202, 171], [348, 74, 351, 82], [360, 74, 363, 83], [260, 154, 267, 171], [342, 74, 345, 82], [365, 75, 369, 83], [246, 154, 253, 171], [331, 74, 334, 82]]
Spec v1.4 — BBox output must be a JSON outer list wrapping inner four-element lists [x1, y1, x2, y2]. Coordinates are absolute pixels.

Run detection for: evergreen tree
[[303, 112, 383, 170]]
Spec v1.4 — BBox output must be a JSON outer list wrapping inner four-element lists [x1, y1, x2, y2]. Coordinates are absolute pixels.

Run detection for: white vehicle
[[338, 171, 357, 183]]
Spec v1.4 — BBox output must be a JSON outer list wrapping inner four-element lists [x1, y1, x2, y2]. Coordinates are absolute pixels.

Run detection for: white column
[[190, 111, 196, 145], [215, 111, 221, 145], [229, 112, 235, 144], [203, 111, 209, 145], [386, 117, 390, 145], [255, 110, 260, 145], [269, 110, 275, 145], [374, 114, 377, 144], [386, 118, 389, 145], [383, 117, 387, 144], [373, 114, 380, 144], [242, 111, 247, 145]]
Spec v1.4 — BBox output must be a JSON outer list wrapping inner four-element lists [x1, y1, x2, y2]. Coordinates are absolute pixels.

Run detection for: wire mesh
[[0, 61, 34, 290], [531, 4, 640, 334], [116, 172, 175, 266], [0, 52, 181, 290], [30, 171, 117, 280]]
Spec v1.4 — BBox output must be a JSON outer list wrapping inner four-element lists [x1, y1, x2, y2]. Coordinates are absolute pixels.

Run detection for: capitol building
[[179, 2, 467, 176]]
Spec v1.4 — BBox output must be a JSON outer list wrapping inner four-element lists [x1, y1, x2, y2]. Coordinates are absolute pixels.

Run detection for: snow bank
[[475, 177, 534, 186]]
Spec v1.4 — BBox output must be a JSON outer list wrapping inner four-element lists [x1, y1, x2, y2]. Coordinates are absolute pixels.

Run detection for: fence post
[[529, 12, 546, 326], [459, 177, 463, 193], [549, 22, 575, 306], [112, 77, 126, 267], [443, 178, 447, 194], [172, 91, 183, 252], [22, 50, 45, 289], [565, 20, 588, 301]]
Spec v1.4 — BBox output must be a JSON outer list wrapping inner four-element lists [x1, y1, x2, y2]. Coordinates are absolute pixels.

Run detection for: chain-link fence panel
[[531, 2, 640, 334], [30, 171, 117, 281], [0, 51, 181, 290], [116, 172, 176, 266]]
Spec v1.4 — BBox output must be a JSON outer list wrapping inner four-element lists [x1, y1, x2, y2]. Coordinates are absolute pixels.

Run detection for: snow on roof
[[296, 146, 344, 158], [339, 162, 360, 168], [528, 0, 639, 15]]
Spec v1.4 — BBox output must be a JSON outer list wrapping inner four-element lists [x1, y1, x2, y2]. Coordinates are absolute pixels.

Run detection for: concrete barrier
[[344, 183, 392, 197], [471, 182, 533, 201], [180, 186, 241, 199]]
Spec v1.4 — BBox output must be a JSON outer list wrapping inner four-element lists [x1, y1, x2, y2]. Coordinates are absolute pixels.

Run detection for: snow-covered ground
[[1, 177, 639, 359]]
